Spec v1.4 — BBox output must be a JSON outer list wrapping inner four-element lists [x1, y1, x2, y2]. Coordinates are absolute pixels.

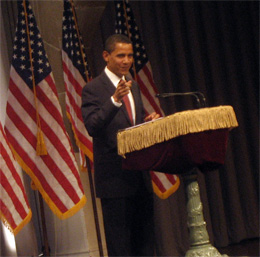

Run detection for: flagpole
[[85, 157, 104, 257], [38, 192, 50, 256], [70, 0, 90, 82], [122, 0, 137, 81], [69, 1, 104, 256]]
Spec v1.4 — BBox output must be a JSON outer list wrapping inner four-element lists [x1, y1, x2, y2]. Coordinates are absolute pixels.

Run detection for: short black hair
[[104, 34, 132, 53]]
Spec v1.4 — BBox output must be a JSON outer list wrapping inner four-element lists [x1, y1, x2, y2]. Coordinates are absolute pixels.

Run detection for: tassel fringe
[[117, 105, 238, 157], [36, 130, 47, 156]]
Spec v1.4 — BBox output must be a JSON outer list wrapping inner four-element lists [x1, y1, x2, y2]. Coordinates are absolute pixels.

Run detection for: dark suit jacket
[[81, 71, 153, 198]]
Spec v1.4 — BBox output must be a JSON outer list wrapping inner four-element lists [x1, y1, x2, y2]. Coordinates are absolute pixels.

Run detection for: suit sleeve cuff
[[111, 96, 122, 107]]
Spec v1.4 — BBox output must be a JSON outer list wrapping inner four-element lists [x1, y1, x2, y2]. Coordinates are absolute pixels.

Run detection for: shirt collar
[[104, 67, 125, 88]]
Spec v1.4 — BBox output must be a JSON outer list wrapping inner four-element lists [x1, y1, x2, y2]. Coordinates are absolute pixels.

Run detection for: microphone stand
[[156, 92, 207, 108]]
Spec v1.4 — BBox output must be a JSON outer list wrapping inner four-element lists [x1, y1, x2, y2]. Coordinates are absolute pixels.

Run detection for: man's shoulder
[[83, 71, 107, 89], [125, 75, 138, 86], [90, 71, 106, 83]]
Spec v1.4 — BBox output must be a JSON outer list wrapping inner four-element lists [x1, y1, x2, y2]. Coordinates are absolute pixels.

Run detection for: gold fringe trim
[[153, 175, 180, 199], [10, 146, 87, 220], [0, 209, 32, 236], [117, 106, 238, 157], [31, 180, 38, 190]]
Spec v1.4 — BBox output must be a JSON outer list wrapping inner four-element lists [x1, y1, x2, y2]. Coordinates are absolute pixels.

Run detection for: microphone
[[156, 92, 206, 108], [193, 92, 206, 107]]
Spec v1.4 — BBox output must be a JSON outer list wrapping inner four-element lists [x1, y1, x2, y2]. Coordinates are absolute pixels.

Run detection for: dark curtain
[[86, 1, 259, 256]]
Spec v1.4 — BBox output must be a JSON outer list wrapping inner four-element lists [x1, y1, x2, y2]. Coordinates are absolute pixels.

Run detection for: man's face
[[103, 42, 134, 78]]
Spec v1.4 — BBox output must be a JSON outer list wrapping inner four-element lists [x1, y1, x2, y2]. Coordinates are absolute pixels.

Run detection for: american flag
[[115, 0, 180, 199], [62, 0, 93, 170], [0, 122, 32, 235], [4, 0, 86, 219]]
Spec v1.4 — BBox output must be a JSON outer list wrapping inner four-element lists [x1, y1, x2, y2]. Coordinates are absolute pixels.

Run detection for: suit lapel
[[100, 71, 116, 96]]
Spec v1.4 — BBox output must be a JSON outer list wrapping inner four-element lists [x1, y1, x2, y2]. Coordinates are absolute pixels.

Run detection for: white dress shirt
[[105, 67, 136, 124]]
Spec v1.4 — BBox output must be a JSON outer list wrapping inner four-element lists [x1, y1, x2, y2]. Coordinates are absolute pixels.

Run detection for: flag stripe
[[5, 0, 86, 219], [63, 57, 93, 151], [137, 74, 162, 115], [39, 75, 71, 137], [0, 149, 29, 213], [37, 86, 84, 190], [159, 173, 177, 190], [138, 65, 159, 101], [150, 172, 167, 193], [0, 158, 30, 221], [1, 133, 29, 207], [6, 104, 81, 208], [62, 57, 84, 95], [65, 83, 84, 125], [0, 122, 31, 234], [0, 185, 23, 226], [0, 198, 17, 228], [9, 77, 71, 169], [62, 1, 93, 169], [64, 80, 93, 158], [9, 73, 84, 195], [166, 173, 178, 184], [7, 68, 80, 205], [66, 103, 93, 151], [0, 170, 28, 219], [5, 119, 69, 213], [141, 63, 159, 94]]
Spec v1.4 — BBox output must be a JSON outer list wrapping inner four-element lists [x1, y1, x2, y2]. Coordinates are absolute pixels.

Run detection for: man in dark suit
[[81, 34, 159, 256]]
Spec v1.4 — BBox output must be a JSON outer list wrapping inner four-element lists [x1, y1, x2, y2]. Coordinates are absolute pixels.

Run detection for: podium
[[117, 106, 238, 257]]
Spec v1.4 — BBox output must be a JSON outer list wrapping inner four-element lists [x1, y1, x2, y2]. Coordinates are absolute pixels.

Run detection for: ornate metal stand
[[183, 171, 228, 257]]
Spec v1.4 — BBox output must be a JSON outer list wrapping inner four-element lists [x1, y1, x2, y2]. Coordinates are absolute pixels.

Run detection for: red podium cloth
[[122, 129, 229, 174]]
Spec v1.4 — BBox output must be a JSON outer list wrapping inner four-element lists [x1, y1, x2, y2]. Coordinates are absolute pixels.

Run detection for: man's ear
[[103, 51, 109, 62]]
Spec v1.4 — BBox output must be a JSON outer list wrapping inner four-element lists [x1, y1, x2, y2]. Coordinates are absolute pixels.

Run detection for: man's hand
[[113, 80, 132, 103], [144, 112, 160, 122]]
